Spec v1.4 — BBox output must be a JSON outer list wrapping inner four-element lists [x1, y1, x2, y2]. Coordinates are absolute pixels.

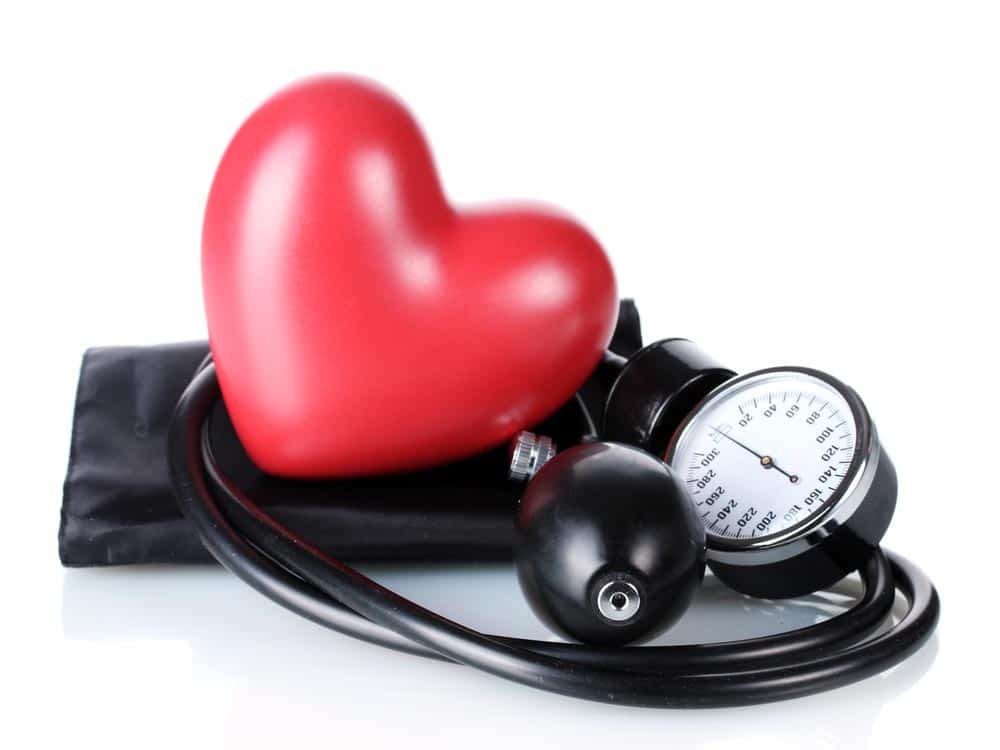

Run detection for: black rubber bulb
[[515, 442, 706, 646]]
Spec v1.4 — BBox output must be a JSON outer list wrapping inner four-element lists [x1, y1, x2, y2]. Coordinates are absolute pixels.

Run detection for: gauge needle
[[710, 426, 800, 484]]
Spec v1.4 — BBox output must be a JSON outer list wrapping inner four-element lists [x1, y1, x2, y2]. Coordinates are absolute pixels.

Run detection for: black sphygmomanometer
[[168, 338, 939, 708]]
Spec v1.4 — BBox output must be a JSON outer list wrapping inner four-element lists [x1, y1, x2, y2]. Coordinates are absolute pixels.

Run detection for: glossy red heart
[[202, 76, 617, 478]]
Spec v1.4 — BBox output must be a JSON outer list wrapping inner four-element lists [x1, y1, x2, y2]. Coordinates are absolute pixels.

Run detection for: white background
[[1, 1, 996, 747]]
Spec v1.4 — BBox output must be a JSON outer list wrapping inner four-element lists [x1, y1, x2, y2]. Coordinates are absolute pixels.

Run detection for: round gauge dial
[[666, 369, 861, 546]]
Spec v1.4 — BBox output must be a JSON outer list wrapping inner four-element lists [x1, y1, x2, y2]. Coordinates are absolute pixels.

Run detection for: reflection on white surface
[[59, 562, 938, 748]]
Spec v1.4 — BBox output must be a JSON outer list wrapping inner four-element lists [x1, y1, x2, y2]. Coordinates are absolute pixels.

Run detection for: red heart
[[203, 76, 617, 478]]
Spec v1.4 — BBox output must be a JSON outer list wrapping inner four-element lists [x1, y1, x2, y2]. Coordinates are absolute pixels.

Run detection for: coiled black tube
[[169, 364, 939, 707]]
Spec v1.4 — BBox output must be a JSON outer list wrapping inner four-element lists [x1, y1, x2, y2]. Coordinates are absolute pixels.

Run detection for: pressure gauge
[[664, 367, 897, 599]]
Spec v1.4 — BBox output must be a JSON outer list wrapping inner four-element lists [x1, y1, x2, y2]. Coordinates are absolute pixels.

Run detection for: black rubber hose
[[189, 354, 897, 670], [204, 427, 895, 672], [169, 364, 940, 707]]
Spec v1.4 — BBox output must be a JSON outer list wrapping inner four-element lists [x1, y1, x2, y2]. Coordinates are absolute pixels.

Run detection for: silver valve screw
[[508, 431, 557, 482]]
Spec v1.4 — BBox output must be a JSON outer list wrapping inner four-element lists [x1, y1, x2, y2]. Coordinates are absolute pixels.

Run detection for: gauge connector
[[508, 431, 556, 482]]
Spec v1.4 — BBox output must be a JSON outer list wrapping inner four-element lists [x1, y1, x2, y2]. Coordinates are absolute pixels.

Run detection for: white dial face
[[668, 370, 860, 544]]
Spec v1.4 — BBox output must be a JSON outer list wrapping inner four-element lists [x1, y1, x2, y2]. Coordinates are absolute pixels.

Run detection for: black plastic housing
[[602, 339, 735, 454]]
